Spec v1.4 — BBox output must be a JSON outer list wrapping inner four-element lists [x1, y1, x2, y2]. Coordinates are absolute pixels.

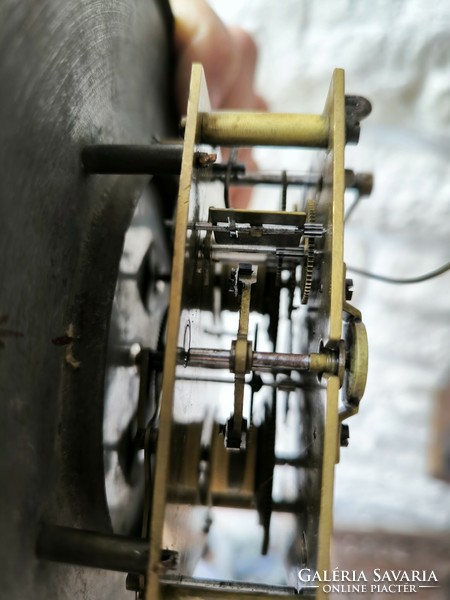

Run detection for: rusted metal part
[[195, 152, 217, 167]]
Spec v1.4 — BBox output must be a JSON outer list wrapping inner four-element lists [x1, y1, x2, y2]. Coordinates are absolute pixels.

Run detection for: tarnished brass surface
[[200, 112, 330, 148], [319, 69, 346, 346], [315, 375, 340, 598], [146, 65, 210, 600], [346, 320, 368, 406], [312, 69, 346, 596], [210, 423, 257, 497], [339, 302, 369, 419], [229, 265, 257, 448]]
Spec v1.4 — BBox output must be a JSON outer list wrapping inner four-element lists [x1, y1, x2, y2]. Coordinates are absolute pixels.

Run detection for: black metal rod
[[203, 171, 320, 187], [202, 167, 372, 195], [275, 455, 309, 468], [36, 525, 149, 574], [82, 144, 183, 175]]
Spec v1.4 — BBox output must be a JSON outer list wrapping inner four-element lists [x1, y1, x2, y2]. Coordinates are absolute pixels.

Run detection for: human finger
[[170, 0, 240, 112]]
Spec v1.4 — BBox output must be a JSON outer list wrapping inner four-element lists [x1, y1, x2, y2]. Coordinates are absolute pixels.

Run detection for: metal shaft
[[82, 144, 183, 175], [185, 348, 231, 369], [253, 350, 310, 371], [37, 525, 149, 574], [202, 171, 320, 187], [133, 347, 335, 376], [182, 348, 336, 374], [202, 168, 373, 196], [161, 578, 297, 600], [200, 112, 330, 148]]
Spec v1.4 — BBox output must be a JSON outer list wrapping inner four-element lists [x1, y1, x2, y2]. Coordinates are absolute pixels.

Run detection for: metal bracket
[[226, 263, 257, 450]]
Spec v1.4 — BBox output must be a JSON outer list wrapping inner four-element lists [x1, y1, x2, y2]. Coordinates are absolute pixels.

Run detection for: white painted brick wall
[[211, 0, 450, 532]]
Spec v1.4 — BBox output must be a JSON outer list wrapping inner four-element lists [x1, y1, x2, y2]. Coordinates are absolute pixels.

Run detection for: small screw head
[[345, 278, 354, 301], [340, 423, 350, 447]]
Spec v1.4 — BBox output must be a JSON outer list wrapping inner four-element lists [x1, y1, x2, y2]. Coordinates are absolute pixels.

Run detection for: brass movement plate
[[147, 65, 351, 600], [314, 68, 346, 592], [146, 65, 211, 600]]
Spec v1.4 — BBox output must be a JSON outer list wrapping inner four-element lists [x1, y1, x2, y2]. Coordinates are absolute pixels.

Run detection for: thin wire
[[344, 194, 362, 222], [347, 261, 450, 284], [344, 191, 450, 284]]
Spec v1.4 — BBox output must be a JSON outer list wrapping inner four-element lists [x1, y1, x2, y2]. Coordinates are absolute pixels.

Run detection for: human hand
[[170, 0, 267, 207]]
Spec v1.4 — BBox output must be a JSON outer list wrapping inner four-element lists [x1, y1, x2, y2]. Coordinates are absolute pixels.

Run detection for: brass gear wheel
[[300, 200, 316, 304]]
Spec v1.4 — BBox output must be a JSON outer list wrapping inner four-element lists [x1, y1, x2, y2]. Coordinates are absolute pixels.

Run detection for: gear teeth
[[301, 247, 314, 304], [300, 200, 316, 305]]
